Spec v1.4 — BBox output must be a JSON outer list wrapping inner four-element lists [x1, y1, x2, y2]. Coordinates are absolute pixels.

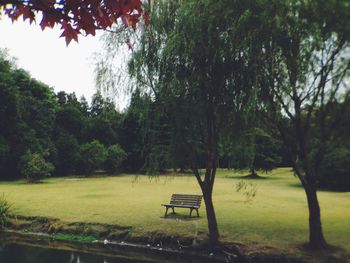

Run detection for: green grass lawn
[[1, 168, 349, 252]]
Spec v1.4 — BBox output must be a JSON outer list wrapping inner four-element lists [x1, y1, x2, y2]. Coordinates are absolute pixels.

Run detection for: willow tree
[[252, 0, 350, 249], [124, 0, 257, 244]]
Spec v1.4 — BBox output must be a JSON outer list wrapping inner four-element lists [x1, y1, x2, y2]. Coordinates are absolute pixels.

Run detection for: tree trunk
[[202, 190, 220, 244], [304, 181, 328, 249], [250, 166, 256, 177]]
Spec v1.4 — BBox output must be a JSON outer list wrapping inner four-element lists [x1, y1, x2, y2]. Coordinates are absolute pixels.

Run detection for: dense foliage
[[0, 50, 129, 179], [318, 99, 350, 191]]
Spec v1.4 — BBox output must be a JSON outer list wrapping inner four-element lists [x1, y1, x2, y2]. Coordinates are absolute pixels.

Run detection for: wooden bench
[[162, 194, 202, 217]]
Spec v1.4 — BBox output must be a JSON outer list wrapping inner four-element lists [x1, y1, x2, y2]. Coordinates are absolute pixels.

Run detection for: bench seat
[[162, 194, 202, 217]]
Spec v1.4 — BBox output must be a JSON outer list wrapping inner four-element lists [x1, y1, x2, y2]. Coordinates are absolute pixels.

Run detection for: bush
[[0, 194, 11, 229], [19, 151, 54, 182], [104, 144, 127, 173], [77, 140, 106, 175]]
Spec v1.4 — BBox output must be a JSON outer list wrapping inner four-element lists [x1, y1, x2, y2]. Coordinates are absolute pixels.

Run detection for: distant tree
[[53, 132, 80, 176], [54, 103, 85, 140], [0, 50, 57, 178], [226, 125, 282, 178], [104, 144, 127, 174], [319, 147, 350, 191], [119, 90, 151, 172], [249, 129, 282, 176], [226, 110, 282, 178], [79, 96, 89, 117], [86, 92, 121, 146], [89, 91, 104, 117], [0, 51, 21, 178], [77, 140, 106, 175], [317, 98, 350, 191]]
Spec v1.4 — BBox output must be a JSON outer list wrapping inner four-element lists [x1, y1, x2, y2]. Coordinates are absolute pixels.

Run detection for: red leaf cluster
[[1, 0, 150, 45]]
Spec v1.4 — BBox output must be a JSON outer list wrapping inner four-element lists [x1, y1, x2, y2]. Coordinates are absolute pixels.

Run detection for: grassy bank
[[1, 168, 349, 252]]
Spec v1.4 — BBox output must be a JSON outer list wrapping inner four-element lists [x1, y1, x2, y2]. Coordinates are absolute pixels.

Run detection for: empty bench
[[162, 194, 202, 217]]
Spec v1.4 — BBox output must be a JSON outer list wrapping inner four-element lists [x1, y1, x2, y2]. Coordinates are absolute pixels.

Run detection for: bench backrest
[[170, 194, 202, 207]]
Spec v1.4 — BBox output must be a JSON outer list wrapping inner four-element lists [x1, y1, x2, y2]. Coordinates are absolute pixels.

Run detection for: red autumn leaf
[[40, 13, 58, 30], [0, 0, 149, 45], [60, 21, 78, 46]]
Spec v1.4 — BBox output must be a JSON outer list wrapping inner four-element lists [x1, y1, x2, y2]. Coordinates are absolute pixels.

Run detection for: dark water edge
[[0, 232, 225, 263], [0, 242, 163, 263]]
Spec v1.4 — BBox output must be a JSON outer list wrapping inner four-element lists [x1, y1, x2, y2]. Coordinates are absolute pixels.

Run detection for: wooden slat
[[172, 195, 201, 197], [165, 194, 203, 208]]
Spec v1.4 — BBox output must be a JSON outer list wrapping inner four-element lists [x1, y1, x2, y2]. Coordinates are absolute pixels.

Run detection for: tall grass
[[0, 194, 11, 228]]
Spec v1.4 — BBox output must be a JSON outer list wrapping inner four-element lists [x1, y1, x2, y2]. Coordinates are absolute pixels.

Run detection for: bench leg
[[189, 208, 193, 217], [172, 207, 175, 214], [165, 207, 169, 217], [196, 209, 199, 217]]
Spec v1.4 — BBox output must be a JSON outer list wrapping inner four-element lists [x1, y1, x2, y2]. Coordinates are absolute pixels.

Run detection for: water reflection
[[0, 243, 154, 263], [0, 240, 225, 263]]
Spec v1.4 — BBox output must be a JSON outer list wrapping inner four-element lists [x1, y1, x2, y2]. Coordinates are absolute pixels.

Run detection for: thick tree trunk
[[193, 167, 220, 245], [304, 182, 328, 249], [202, 190, 220, 244]]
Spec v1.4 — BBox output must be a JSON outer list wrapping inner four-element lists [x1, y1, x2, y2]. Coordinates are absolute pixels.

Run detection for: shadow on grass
[[160, 213, 201, 221], [16, 180, 50, 185], [289, 182, 303, 189], [289, 182, 350, 193], [225, 174, 276, 180]]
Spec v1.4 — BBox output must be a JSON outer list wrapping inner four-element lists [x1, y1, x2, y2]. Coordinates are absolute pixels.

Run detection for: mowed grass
[[0, 168, 349, 252]]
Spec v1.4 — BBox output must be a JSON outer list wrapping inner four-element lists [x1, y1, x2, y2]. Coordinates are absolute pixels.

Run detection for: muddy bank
[[3, 215, 347, 263]]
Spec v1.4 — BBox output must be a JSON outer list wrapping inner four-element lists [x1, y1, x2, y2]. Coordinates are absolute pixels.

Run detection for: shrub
[[77, 140, 106, 175], [19, 151, 54, 182], [104, 144, 127, 174], [0, 194, 11, 229]]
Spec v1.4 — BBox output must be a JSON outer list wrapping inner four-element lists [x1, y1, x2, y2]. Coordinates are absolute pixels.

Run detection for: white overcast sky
[[0, 16, 104, 102]]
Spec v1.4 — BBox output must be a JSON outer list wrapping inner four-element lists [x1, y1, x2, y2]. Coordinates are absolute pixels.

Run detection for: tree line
[[0, 50, 132, 180], [1, 42, 349, 189], [0, 48, 291, 181]]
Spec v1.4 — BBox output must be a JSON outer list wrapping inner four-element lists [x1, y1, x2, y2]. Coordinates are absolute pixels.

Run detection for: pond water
[[0, 242, 151, 263], [0, 238, 223, 263]]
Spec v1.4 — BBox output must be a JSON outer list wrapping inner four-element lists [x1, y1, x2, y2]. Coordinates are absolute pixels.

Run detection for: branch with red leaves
[[0, 0, 150, 45]]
